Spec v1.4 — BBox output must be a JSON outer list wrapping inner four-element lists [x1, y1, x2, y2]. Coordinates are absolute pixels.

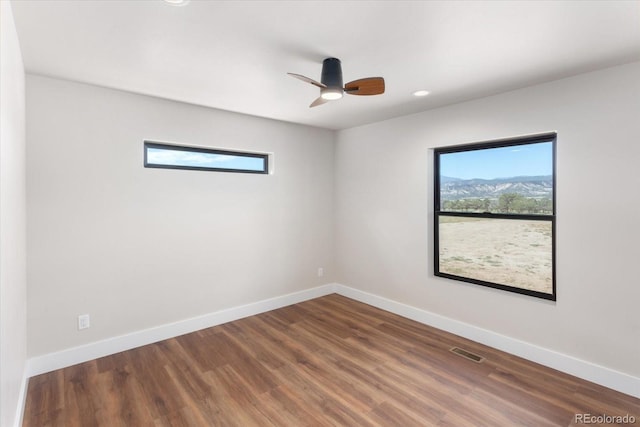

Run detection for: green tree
[[498, 193, 524, 213], [513, 197, 537, 214], [538, 198, 553, 214]]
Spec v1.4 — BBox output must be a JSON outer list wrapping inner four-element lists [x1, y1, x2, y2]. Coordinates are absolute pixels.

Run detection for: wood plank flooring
[[23, 294, 640, 426]]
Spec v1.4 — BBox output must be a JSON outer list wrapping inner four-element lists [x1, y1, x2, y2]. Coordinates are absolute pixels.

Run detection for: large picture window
[[434, 133, 556, 300]]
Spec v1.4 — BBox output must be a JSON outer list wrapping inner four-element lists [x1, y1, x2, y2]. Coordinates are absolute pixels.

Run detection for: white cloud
[[148, 149, 236, 166]]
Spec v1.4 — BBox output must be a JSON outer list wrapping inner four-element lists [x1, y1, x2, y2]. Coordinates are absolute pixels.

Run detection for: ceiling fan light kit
[[288, 57, 385, 108], [163, 0, 190, 6], [321, 88, 343, 100]]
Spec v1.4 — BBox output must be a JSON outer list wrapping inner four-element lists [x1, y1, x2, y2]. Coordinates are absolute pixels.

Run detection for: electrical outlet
[[317, 267, 324, 277], [78, 314, 90, 330]]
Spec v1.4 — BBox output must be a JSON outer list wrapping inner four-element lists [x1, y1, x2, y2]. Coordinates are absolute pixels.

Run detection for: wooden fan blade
[[310, 96, 329, 108], [344, 77, 385, 95], [288, 73, 327, 89]]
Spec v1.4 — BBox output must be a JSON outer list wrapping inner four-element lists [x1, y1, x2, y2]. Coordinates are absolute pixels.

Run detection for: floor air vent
[[450, 347, 485, 363]]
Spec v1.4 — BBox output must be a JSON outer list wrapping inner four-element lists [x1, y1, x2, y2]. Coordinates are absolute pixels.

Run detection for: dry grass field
[[439, 217, 552, 294]]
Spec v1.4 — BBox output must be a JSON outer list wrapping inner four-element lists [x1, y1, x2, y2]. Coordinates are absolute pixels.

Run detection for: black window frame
[[144, 141, 269, 174], [434, 132, 557, 301]]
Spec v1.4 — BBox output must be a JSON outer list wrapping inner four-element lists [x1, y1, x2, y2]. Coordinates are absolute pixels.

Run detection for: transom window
[[144, 141, 269, 174], [434, 133, 556, 300]]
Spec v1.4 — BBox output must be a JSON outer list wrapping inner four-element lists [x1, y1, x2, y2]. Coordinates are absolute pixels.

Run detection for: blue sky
[[439, 141, 553, 180], [147, 147, 265, 171]]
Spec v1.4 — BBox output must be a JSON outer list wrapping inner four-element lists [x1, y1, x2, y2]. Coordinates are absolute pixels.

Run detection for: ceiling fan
[[288, 58, 385, 108]]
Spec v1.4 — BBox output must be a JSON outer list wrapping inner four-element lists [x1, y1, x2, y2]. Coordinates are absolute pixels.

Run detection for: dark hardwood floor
[[23, 294, 640, 426]]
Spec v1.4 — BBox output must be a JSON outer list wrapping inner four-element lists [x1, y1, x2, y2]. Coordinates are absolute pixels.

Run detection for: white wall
[[335, 61, 640, 378], [26, 75, 335, 357], [0, 1, 28, 426]]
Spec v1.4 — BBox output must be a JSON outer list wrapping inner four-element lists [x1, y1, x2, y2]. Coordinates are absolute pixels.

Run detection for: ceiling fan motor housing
[[321, 58, 343, 89]]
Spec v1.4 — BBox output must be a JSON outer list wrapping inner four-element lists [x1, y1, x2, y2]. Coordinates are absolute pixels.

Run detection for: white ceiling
[[10, 0, 640, 130]]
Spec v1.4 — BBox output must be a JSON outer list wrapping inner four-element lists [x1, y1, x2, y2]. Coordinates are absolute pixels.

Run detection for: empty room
[[2, 1, 640, 426]]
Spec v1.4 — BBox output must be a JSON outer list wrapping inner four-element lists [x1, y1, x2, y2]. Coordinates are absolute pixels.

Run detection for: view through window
[[434, 133, 556, 300], [144, 142, 269, 174]]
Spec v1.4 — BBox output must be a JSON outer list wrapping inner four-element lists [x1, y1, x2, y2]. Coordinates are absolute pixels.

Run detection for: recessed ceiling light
[[164, 0, 190, 6], [413, 90, 430, 97]]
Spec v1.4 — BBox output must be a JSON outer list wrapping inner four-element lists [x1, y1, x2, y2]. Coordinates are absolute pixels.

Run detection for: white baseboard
[[27, 284, 336, 377], [14, 367, 29, 427], [25, 282, 639, 400], [333, 284, 640, 399]]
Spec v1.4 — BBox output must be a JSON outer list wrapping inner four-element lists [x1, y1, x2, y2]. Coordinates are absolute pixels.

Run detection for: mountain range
[[440, 175, 552, 200]]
